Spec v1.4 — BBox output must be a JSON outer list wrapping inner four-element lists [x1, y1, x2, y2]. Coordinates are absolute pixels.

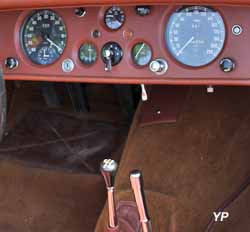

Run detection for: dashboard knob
[[5, 57, 18, 70], [149, 59, 168, 75], [219, 58, 236, 73]]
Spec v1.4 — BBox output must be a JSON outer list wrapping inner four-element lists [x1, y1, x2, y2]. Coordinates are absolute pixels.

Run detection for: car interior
[[0, 1, 249, 232]]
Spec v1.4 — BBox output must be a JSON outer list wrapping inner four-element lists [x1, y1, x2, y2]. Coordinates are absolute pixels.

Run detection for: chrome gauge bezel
[[78, 42, 98, 66], [20, 9, 67, 66], [104, 6, 126, 31], [131, 42, 153, 67], [165, 6, 226, 68]]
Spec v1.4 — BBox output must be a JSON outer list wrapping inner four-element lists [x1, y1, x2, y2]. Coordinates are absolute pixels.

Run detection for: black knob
[[5, 57, 18, 70], [220, 58, 235, 73], [101, 42, 123, 72], [135, 6, 151, 16], [74, 8, 86, 17]]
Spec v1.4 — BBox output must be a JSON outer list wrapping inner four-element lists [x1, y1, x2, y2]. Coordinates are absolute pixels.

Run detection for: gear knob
[[100, 159, 118, 188], [100, 159, 118, 228]]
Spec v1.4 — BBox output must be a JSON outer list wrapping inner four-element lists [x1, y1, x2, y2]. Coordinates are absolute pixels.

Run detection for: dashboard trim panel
[[1, 5, 250, 85], [1, 1, 250, 11]]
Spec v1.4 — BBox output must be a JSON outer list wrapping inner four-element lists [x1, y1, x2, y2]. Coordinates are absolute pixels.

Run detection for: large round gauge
[[165, 6, 226, 67], [79, 42, 97, 65], [104, 6, 125, 30], [132, 42, 152, 66], [21, 10, 67, 65]]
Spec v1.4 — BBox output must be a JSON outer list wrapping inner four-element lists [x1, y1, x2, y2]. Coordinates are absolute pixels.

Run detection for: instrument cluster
[[19, 6, 228, 71], [1, 5, 249, 84], [19, 6, 156, 70]]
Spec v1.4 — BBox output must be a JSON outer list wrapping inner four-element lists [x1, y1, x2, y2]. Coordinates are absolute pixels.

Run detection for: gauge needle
[[88, 46, 92, 60], [135, 43, 145, 59], [177, 36, 194, 56], [46, 37, 63, 53]]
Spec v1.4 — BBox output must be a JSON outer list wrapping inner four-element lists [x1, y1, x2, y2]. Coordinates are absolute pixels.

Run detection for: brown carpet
[[96, 86, 250, 232], [0, 82, 130, 231], [0, 160, 106, 232], [210, 184, 250, 232], [0, 110, 127, 174], [1, 82, 129, 174]]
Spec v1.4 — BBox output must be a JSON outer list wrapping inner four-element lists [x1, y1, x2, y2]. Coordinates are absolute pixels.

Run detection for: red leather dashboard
[[1, 4, 250, 85]]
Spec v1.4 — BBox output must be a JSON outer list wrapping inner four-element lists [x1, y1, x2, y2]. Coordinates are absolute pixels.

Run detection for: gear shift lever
[[100, 159, 118, 229], [130, 170, 152, 232]]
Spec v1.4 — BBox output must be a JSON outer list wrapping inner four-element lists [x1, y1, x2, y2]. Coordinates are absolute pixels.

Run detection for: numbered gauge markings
[[21, 10, 67, 65], [104, 6, 125, 31], [165, 6, 226, 67]]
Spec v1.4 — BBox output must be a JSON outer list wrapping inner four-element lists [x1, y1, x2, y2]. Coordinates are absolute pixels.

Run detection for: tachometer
[[21, 10, 67, 65], [165, 6, 226, 67]]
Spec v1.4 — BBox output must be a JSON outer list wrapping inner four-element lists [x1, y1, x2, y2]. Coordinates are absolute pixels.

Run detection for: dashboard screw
[[232, 25, 242, 36]]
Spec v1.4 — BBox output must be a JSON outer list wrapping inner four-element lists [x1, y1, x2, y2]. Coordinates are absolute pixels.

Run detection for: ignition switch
[[101, 42, 123, 72]]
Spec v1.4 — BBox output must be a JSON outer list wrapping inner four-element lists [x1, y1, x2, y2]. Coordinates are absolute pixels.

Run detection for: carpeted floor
[[2, 82, 129, 173], [0, 82, 130, 231], [0, 161, 106, 232], [0, 110, 127, 173], [95, 86, 250, 232]]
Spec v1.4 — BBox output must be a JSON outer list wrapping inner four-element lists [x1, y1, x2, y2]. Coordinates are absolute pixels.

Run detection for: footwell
[[0, 110, 127, 173]]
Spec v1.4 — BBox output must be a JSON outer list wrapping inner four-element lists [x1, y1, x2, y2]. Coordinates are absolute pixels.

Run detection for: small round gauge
[[104, 6, 125, 30], [79, 42, 97, 65], [165, 6, 226, 67], [21, 10, 67, 65], [101, 42, 123, 66], [132, 42, 152, 66], [37, 46, 58, 65]]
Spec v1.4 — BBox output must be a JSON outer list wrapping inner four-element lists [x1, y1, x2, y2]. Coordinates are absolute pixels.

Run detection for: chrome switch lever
[[103, 50, 113, 72], [100, 159, 118, 228], [130, 170, 152, 232]]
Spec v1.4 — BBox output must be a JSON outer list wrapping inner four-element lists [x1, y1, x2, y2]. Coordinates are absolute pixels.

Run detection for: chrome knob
[[149, 58, 168, 75], [5, 57, 18, 70], [100, 159, 118, 228], [100, 159, 118, 188], [219, 58, 235, 73]]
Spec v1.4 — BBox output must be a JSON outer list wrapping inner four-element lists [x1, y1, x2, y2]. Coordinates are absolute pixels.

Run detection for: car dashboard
[[1, 2, 250, 85]]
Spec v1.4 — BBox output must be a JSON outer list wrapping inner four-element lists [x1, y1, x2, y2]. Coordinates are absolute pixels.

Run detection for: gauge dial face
[[21, 10, 67, 65], [101, 42, 123, 66], [79, 43, 97, 65], [165, 6, 226, 67], [104, 6, 125, 30], [132, 42, 152, 66]]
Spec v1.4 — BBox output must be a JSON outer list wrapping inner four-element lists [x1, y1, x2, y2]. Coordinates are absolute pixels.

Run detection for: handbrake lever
[[130, 170, 152, 232]]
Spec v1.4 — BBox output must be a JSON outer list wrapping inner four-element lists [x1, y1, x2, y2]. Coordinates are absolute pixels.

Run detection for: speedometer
[[165, 6, 226, 67], [21, 10, 67, 65]]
